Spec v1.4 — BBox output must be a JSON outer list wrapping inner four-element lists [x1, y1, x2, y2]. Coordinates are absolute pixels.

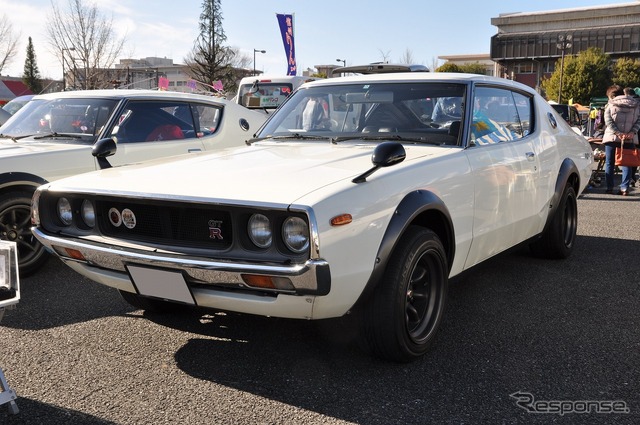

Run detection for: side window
[[110, 101, 199, 143], [512, 92, 532, 137], [192, 104, 221, 137], [469, 87, 532, 146]]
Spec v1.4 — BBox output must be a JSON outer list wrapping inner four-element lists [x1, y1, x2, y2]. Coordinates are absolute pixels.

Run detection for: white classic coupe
[[32, 73, 593, 362], [0, 89, 266, 275]]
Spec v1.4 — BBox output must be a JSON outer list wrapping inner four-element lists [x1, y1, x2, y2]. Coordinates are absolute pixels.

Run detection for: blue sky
[[0, 0, 632, 79]]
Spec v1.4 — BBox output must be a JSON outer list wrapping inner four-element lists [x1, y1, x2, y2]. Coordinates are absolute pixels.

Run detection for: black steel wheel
[[530, 183, 578, 259], [0, 191, 49, 276], [362, 226, 448, 362]]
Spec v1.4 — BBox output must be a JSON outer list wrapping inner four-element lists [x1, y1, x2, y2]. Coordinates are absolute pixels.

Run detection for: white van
[[235, 75, 321, 113]]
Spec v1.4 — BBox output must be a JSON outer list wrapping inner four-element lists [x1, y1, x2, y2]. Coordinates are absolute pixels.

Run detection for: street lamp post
[[61, 47, 75, 91], [556, 34, 572, 104], [336, 58, 346, 68], [253, 49, 266, 76]]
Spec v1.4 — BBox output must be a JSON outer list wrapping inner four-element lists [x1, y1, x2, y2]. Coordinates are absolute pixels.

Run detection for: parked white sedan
[[0, 89, 266, 275], [32, 74, 593, 361]]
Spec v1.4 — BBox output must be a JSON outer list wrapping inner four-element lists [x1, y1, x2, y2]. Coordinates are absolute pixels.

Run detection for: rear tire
[[530, 184, 577, 259], [0, 191, 49, 276], [362, 226, 448, 362]]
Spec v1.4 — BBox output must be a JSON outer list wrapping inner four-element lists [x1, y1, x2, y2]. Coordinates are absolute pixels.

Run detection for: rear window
[[238, 82, 294, 109]]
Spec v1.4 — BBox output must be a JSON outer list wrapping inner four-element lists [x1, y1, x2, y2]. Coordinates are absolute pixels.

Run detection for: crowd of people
[[595, 84, 640, 196]]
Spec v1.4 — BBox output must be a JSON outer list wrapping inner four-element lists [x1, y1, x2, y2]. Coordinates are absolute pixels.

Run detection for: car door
[[106, 100, 206, 166], [464, 86, 540, 268]]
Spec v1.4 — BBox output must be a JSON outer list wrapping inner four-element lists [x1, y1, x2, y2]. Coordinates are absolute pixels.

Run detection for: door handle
[[525, 152, 535, 161]]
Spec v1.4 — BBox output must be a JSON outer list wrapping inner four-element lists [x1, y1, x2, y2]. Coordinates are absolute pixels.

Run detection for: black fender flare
[[351, 190, 455, 310], [541, 158, 580, 234], [0, 172, 48, 192]]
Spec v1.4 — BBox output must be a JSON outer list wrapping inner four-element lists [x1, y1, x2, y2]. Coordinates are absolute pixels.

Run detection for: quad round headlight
[[57, 197, 73, 225], [81, 199, 95, 228], [282, 217, 309, 253], [248, 214, 272, 248]]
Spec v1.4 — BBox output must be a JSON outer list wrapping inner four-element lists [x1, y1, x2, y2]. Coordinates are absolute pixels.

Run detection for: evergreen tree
[[541, 47, 611, 104], [435, 62, 462, 73], [612, 57, 640, 89], [459, 63, 487, 75], [22, 36, 42, 94], [184, 0, 236, 94]]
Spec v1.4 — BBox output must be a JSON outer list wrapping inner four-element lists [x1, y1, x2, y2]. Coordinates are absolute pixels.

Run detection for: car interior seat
[[146, 124, 185, 141], [447, 121, 461, 144]]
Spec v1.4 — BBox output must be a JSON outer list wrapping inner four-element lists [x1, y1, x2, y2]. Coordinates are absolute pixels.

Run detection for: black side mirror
[[92, 137, 117, 169], [352, 142, 406, 183]]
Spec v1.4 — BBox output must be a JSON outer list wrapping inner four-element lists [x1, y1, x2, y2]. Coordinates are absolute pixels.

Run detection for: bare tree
[[46, 0, 126, 90], [428, 57, 441, 72], [0, 15, 19, 74], [399, 48, 415, 64], [378, 49, 391, 63]]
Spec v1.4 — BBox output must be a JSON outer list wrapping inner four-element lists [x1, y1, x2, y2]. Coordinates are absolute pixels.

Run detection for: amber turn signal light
[[330, 214, 352, 226]]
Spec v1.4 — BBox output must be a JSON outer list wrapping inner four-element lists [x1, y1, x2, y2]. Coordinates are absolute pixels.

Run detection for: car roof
[[303, 72, 537, 95], [331, 63, 429, 76], [31, 89, 230, 105]]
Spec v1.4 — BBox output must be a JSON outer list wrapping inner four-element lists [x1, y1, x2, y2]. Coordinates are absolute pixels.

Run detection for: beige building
[[490, 2, 640, 91]]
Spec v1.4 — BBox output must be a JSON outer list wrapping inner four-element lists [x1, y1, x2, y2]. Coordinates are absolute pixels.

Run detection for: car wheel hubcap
[[405, 249, 444, 342], [1, 204, 43, 267]]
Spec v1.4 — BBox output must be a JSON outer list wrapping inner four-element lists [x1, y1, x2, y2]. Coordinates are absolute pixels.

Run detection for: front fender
[[351, 190, 454, 310]]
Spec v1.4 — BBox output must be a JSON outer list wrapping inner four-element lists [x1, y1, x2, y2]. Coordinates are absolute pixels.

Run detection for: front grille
[[96, 199, 232, 250]]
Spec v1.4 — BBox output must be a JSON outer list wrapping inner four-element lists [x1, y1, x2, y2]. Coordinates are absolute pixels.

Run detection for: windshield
[[0, 97, 119, 142], [256, 82, 467, 146], [238, 82, 295, 109]]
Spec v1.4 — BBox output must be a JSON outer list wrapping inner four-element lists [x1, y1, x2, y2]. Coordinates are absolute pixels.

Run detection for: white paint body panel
[[33, 74, 594, 320]]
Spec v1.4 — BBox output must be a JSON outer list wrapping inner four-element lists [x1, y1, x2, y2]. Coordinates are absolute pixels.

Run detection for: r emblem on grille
[[208, 219, 223, 240]]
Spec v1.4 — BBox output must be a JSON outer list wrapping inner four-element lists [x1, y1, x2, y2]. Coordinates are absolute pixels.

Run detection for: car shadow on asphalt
[[141, 235, 639, 423], [1, 397, 117, 425], [0, 257, 132, 331]]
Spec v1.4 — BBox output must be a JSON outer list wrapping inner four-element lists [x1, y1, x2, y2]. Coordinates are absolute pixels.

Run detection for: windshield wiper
[[0, 133, 19, 142], [331, 134, 442, 145], [32, 132, 83, 140], [246, 133, 334, 144], [0, 133, 55, 142]]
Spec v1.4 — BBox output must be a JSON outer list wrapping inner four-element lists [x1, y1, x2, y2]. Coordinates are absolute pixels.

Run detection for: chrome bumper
[[32, 227, 330, 296]]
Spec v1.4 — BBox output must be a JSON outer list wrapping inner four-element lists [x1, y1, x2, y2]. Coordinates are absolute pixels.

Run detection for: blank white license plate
[[127, 265, 195, 305]]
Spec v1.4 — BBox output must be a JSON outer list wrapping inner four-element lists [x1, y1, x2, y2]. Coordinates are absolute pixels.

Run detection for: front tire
[[0, 191, 50, 276], [362, 227, 448, 362], [530, 184, 577, 259]]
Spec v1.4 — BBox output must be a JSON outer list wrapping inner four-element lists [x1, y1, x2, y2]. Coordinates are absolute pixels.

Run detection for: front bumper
[[33, 228, 331, 312]]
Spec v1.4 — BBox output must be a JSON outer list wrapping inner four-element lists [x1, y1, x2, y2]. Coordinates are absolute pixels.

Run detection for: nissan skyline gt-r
[[31, 73, 593, 362], [0, 89, 266, 275]]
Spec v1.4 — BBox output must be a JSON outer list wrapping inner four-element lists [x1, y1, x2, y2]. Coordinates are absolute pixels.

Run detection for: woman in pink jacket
[[602, 85, 640, 195]]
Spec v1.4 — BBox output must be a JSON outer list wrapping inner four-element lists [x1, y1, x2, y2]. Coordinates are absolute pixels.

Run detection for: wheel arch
[[542, 158, 580, 233], [0, 172, 48, 194], [351, 190, 455, 311]]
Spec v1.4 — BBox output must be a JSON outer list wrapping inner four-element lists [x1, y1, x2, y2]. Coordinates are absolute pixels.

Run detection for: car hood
[[48, 141, 450, 206], [0, 139, 90, 157]]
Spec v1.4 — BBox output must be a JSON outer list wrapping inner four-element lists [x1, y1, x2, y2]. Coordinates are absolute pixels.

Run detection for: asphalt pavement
[[1, 182, 639, 424]]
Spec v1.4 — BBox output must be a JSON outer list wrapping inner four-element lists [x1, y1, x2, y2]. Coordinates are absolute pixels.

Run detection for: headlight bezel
[[56, 197, 73, 226], [282, 216, 310, 254], [80, 199, 96, 228], [247, 213, 273, 249]]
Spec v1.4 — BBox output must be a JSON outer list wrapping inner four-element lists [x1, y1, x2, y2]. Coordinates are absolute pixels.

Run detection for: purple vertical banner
[[276, 13, 296, 76]]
